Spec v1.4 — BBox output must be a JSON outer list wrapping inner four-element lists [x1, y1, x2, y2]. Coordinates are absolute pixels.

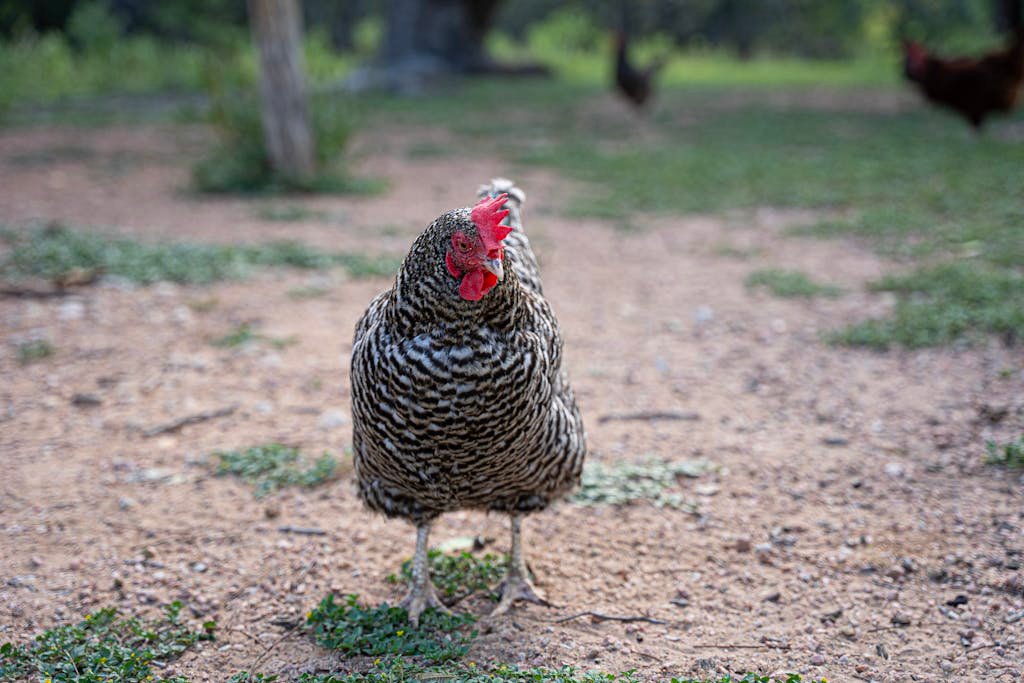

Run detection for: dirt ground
[[1, 118, 1022, 683]]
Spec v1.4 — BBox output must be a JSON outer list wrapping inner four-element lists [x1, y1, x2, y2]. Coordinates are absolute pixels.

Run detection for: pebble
[[810, 653, 826, 665], [693, 305, 715, 323], [884, 462, 906, 478], [891, 612, 912, 626], [118, 497, 136, 510], [939, 660, 953, 673], [191, 562, 207, 573], [318, 409, 348, 429], [57, 300, 85, 321]]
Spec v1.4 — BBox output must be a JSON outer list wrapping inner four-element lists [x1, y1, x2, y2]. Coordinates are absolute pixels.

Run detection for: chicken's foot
[[492, 514, 551, 616], [399, 522, 450, 627]]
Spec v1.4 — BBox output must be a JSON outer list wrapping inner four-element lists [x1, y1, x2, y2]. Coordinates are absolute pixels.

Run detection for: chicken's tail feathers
[[477, 178, 526, 232]]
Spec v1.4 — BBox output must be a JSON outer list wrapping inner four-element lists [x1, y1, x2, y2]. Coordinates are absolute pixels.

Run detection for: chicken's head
[[902, 41, 929, 79], [444, 193, 512, 301]]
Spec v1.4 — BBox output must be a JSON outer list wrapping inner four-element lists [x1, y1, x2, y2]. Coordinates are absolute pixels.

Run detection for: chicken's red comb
[[471, 193, 512, 251]]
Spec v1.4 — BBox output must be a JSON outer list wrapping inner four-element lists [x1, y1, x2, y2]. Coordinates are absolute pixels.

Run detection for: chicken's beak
[[483, 256, 504, 281]]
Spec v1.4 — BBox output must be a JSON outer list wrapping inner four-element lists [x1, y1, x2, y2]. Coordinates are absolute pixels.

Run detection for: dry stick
[[277, 525, 327, 536], [689, 642, 792, 651], [142, 405, 237, 437], [597, 411, 700, 425], [956, 641, 1019, 659], [554, 611, 667, 625]]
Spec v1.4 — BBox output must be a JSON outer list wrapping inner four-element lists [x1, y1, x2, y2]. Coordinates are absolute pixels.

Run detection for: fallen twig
[[956, 641, 1018, 659], [0, 284, 68, 298], [597, 411, 700, 425], [141, 405, 237, 437], [690, 642, 791, 651], [278, 525, 327, 536], [554, 611, 666, 625]]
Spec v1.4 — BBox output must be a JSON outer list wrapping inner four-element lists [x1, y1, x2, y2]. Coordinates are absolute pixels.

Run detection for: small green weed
[[829, 263, 1024, 349], [306, 594, 475, 664], [387, 550, 507, 605], [574, 459, 714, 509], [0, 226, 398, 285], [287, 285, 331, 299], [334, 253, 402, 280], [985, 437, 1024, 468], [214, 443, 339, 497], [16, 339, 55, 364], [293, 659, 822, 683], [230, 674, 278, 683], [211, 323, 296, 349], [745, 269, 841, 298], [254, 204, 327, 222], [0, 602, 214, 682]]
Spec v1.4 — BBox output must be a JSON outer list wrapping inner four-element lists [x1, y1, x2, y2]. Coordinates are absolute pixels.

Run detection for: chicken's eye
[[456, 237, 472, 253]]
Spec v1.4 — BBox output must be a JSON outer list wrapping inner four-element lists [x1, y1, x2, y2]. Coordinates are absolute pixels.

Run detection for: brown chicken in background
[[613, 31, 667, 109], [902, 0, 1024, 130]]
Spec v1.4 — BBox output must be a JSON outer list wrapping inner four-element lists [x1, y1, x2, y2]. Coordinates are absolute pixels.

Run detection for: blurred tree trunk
[[248, 0, 315, 181], [357, 0, 546, 92]]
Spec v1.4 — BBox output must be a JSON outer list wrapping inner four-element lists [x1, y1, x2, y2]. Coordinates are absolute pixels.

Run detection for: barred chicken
[[350, 179, 586, 626]]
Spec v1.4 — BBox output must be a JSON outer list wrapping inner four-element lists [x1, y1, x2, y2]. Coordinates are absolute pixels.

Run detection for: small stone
[[71, 393, 102, 407], [264, 504, 281, 519], [940, 660, 953, 673], [317, 409, 348, 429], [118, 497, 136, 510], [891, 612, 912, 626], [58, 300, 85, 321], [734, 538, 752, 553], [693, 305, 715, 323], [763, 591, 781, 603], [810, 653, 826, 666], [884, 462, 905, 478], [28, 556, 43, 569], [191, 562, 207, 573]]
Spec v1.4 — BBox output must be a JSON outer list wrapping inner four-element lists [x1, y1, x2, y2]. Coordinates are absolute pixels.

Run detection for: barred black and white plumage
[[350, 178, 585, 622]]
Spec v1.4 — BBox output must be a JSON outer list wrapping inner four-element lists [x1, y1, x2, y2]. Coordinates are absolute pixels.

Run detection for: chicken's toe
[[399, 585, 451, 628], [491, 575, 551, 616]]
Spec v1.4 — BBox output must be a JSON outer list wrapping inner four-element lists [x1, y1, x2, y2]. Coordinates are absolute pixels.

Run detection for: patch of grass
[[254, 204, 327, 222], [828, 263, 1024, 349], [573, 459, 714, 509], [745, 268, 841, 298], [334, 253, 402, 280], [306, 594, 475, 664], [214, 443, 339, 497], [387, 550, 507, 605], [16, 339, 55, 364], [294, 659, 822, 683], [714, 244, 763, 260], [0, 225, 399, 285], [985, 436, 1024, 468], [287, 285, 331, 299], [0, 602, 214, 682], [211, 323, 296, 349], [405, 142, 452, 159]]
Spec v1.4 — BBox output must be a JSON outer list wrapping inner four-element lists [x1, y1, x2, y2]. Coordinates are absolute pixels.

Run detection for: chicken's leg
[[492, 514, 551, 615], [399, 522, 449, 627]]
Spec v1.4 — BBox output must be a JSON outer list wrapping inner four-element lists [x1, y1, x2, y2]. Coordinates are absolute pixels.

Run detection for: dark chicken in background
[[613, 31, 667, 108], [902, 0, 1024, 130]]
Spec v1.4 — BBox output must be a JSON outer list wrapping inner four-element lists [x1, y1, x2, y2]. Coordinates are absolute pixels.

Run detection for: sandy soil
[[1, 119, 1022, 683]]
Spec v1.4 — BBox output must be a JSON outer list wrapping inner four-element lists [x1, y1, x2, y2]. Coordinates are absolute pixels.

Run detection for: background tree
[[247, 0, 314, 182]]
